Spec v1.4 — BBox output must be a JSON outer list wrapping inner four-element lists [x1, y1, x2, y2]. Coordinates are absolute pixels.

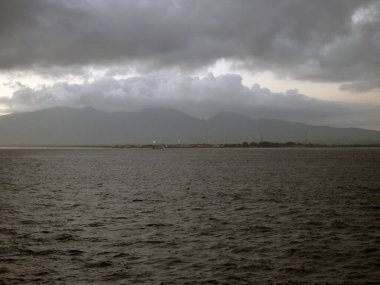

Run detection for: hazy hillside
[[0, 106, 380, 145]]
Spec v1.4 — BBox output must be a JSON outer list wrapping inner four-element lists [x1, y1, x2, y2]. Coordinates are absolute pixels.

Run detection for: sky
[[0, 0, 379, 130]]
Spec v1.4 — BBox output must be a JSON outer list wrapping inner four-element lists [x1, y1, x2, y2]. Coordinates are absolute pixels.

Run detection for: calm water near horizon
[[1, 148, 379, 284]]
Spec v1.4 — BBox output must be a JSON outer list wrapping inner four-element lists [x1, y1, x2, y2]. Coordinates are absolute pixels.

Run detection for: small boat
[[152, 140, 164, 149]]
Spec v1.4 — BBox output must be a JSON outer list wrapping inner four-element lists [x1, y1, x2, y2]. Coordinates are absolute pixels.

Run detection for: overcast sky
[[0, 0, 379, 130]]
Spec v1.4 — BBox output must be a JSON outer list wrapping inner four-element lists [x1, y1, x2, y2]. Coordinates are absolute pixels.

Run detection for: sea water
[[1, 148, 379, 284]]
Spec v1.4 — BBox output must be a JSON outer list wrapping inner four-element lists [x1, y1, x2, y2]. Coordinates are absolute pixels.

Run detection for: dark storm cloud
[[1, 73, 379, 129], [0, 0, 379, 90]]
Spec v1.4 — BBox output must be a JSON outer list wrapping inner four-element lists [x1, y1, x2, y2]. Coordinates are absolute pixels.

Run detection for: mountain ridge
[[0, 106, 380, 145]]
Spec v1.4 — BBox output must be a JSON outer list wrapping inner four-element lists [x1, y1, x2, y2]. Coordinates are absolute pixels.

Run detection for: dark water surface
[[1, 148, 379, 284]]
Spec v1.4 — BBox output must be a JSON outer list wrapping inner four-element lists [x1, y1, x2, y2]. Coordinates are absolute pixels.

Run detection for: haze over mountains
[[0, 106, 380, 146]]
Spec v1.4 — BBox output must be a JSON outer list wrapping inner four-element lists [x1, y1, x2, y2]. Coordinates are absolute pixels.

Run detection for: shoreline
[[1, 142, 380, 149]]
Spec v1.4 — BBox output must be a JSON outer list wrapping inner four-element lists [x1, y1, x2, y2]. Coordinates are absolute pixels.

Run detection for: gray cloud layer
[[1, 73, 379, 130], [1, 0, 379, 91]]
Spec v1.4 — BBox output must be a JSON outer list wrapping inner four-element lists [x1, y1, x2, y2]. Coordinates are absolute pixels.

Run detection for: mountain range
[[0, 106, 380, 146]]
